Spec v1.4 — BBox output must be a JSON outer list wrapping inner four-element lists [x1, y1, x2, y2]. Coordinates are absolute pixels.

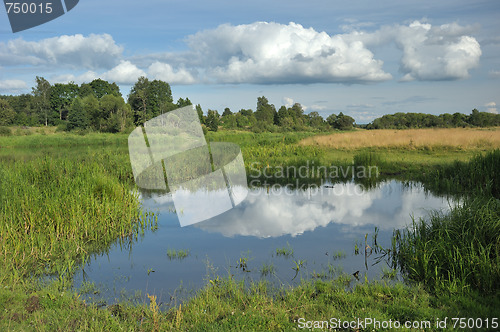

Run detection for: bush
[[55, 122, 68, 133], [0, 126, 12, 136]]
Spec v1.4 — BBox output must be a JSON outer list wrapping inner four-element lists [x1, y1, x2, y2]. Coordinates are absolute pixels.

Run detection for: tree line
[[365, 110, 500, 129], [0, 76, 498, 133]]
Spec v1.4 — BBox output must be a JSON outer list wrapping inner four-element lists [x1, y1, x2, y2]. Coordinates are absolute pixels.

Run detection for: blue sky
[[1, 0, 499, 122]]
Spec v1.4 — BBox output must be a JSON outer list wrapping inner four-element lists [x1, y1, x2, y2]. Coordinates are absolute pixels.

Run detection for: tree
[[326, 114, 338, 127], [0, 99, 16, 125], [90, 79, 121, 98], [195, 104, 205, 124], [222, 107, 232, 117], [205, 109, 220, 131], [50, 82, 79, 121], [81, 95, 100, 130], [332, 112, 355, 130], [221, 112, 236, 129], [128, 77, 173, 125], [255, 96, 276, 124], [307, 111, 324, 128], [67, 98, 89, 130], [176, 97, 192, 108], [32, 76, 52, 126]]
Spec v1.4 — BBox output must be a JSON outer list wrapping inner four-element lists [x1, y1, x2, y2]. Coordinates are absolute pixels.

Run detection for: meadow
[[0, 128, 499, 331]]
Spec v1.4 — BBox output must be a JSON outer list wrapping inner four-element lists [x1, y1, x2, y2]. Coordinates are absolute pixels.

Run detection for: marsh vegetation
[[0, 128, 498, 330]]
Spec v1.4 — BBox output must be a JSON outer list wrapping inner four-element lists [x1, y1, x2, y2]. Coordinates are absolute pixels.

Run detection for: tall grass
[[0, 151, 153, 279], [392, 198, 500, 294], [300, 127, 500, 150], [423, 149, 500, 198], [393, 150, 500, 295]]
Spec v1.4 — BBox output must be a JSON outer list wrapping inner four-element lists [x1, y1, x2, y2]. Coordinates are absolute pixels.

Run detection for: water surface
[[74, 180, 454, 307]]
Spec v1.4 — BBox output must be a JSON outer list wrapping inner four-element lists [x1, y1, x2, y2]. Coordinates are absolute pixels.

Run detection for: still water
[[74, 180, 454, 307]]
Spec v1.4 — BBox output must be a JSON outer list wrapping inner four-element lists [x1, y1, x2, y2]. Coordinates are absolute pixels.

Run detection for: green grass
[[2, 274, 499, 331], [392, 198, 500, 295], [276, 243, 294, 258], [392, 150, 500, 295], [0, 149, 155, 279], [0, 131, 499, 331], [259, 263, 275, 277], [167, 249, 190, 260]]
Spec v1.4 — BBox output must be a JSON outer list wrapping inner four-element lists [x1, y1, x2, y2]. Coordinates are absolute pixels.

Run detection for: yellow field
[[299, 127, 500, 150]]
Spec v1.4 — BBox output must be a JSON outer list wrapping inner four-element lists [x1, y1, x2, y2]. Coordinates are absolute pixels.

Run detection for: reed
[[392, 198, 500, 294], [0, 150, 154, 280]]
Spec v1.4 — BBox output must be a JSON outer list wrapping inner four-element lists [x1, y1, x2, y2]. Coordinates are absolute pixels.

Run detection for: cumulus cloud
[[0, 21, 483, 86], [347, 21, 481, 81], [102, 60, 146, 84], [0, 79, 27, 92], [185, 22, 392, 84], [0, 34, 123, 69], [485, 102, 498, 114], [148, 62, 196, 84], [52, 61, 146, 85]]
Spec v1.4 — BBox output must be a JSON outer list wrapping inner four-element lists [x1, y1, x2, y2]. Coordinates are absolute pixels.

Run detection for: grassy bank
[[2, 272, 498, 331], [392, 150, 500, 296], [0, 150, 154, 279]]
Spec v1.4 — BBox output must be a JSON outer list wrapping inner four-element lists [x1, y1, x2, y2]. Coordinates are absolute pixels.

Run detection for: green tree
[[0, 99, 16, 125], [81, 95, 100, 130], [307, 111, 324, 128], [128, 77, 173, 125], [332, 112, 355, 130], [221, 113, 236, 129], [255, 96, 276, 124], [206, 109, 220, 132], [195, 104, 205, 124], [90, 79, 121, 98], [222, 107, 233, 117], [67, 98, 89, 130], [50, 82, 79, 121], [32, 76, 52, 126], [176, 97, 192, 108]]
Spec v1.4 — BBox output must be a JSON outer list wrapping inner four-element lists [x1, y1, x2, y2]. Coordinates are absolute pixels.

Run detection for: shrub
[[0, 126, 12, 136]]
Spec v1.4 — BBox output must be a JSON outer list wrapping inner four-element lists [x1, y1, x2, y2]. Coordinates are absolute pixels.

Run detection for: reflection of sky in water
[[76, 180, 455, 307], [145, 180, 452, 238]]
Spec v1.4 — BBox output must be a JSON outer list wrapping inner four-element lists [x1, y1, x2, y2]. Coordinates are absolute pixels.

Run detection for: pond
[[74, 180, 455, 307]]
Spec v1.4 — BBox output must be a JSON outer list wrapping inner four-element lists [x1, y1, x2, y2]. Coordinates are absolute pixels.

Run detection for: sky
[[1, 0, 499, 123]]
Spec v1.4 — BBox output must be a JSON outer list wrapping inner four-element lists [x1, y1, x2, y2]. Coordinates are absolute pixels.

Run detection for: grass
[[2, 274, 499, 331], [392, 150, 500, 295], [259, 263, 275, 277], [0, 129, 499, 330], [276, 243, 294, 258], [167, 249, 190, 260], [300, 127, 500, 150], [0, 148, 155, 280], [392, 198, 500, 295]]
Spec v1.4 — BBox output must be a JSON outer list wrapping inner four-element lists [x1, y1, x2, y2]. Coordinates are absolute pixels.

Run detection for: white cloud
[[0, 79, 27, 92], [52, 61, 146, 85], [0, 21, 483, 86], [347, 21, 481, 81], [102, 61, 146, 84], [485, 102, 498, 114], [282, 97, 295, 108], [148, 62, 196, 84], [0, 34, 123, 69], [185, 22, 392, 84]]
